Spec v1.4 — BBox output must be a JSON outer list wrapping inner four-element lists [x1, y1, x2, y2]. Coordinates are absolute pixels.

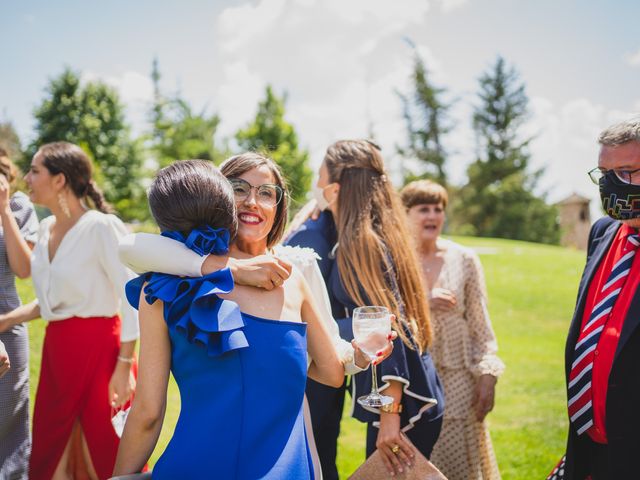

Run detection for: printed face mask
[[600, 170, 640, 220]]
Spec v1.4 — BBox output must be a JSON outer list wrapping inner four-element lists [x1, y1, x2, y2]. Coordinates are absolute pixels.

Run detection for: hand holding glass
[[352, 306, 393, 408]]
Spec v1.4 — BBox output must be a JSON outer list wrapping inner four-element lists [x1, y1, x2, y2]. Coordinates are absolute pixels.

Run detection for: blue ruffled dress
[[126, 227, 314, 480]]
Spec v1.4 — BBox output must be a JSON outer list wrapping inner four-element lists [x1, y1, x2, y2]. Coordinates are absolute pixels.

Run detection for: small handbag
[[349, 436, 447, 480]]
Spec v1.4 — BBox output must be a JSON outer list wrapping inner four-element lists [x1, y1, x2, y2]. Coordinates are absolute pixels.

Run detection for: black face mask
[[599, 170, 640, 220]]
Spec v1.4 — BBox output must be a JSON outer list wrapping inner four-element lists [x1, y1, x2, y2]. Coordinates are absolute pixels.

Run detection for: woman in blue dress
[[112, 160, 344, 479]]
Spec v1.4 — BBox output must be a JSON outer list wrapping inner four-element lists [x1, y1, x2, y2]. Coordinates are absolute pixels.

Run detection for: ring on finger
[[391, 445, 400, 454]]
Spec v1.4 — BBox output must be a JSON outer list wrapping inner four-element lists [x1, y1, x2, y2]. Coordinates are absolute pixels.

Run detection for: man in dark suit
[[561, 117, 640, 479]]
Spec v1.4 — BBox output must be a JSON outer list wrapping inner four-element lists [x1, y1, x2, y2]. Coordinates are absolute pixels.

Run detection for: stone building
[[557, 193, 591, 250]]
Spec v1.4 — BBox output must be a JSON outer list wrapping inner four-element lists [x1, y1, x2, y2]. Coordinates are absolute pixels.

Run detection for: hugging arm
[[119, 233, 292, 290], [301, 277, 345, 388]]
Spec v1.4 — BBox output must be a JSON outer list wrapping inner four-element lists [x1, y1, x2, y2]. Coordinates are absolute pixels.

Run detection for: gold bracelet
[[117, 355, 134, 364], [380, 402, 403, 414]]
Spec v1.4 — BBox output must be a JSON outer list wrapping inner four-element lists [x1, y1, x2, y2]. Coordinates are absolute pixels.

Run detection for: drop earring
[[58, 193, 71, 218]]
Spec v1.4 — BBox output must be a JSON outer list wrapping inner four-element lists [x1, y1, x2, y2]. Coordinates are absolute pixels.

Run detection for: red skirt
[[29, 315, 135, 480]]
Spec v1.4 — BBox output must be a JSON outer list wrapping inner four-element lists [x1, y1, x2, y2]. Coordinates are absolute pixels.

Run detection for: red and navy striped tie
[[568, 231, 640, 435]]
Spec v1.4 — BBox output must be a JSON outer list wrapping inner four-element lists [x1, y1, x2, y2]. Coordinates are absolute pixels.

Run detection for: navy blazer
[[564, 216, 640, 479]]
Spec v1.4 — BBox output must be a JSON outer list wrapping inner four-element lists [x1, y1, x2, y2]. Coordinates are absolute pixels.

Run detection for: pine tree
[[397, 50, 453, 186], [236, 86, 312, 208], [452, 56, 559, 244]]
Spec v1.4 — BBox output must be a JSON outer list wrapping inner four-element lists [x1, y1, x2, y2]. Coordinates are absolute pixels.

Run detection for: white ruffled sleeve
[[273, 245, 365, 375], [118, 232, 206, 277]]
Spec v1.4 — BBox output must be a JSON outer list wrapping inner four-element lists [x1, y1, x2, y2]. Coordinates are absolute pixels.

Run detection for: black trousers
[[306, 378, 346, 480], [588, 440, 609, 480]]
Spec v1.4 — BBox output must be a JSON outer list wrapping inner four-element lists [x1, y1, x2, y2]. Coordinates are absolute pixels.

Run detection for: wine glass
[[353, 305, 393, 408]]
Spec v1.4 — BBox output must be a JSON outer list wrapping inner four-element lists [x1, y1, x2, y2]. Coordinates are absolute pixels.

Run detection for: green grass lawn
[[21, 235, 584, 479]]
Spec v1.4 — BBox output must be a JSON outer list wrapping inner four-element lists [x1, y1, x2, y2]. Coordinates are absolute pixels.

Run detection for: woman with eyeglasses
[[116, 153, 394, 478]]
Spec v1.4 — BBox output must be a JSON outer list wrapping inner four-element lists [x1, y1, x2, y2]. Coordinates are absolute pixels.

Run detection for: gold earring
[[58, 193, 71, 218]]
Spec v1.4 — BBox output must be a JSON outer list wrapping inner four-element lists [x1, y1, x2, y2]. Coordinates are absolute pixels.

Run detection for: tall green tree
[[236, 86, 312, 208], [452, 56, 559, 244], [29, 68, 144, 220], [150, 59, 224, 167], [398, 50, 453, 186]]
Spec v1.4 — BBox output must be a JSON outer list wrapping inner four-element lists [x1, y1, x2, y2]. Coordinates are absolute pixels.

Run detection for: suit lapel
[[616, 266, 640, 361], [565, 221, 620, 376]]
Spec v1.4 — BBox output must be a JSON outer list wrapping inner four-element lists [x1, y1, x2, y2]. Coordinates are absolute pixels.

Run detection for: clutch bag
[[349, 439, 447, 480]]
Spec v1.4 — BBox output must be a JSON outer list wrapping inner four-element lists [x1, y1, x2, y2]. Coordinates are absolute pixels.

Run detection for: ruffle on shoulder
[[272, 244, 321, 267], [125, 226, 248, 356]]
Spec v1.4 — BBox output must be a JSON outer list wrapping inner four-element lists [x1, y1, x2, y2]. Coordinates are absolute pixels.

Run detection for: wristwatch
[[380, 402, 403, 414]]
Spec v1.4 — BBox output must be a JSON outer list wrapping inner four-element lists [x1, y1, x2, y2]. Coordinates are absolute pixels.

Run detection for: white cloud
[[438, 0, 469, 13], [217, 0, 287, 53], [521, 97, 639, 221], [215, 62, 265, 140], [210, 0, 630, 220], [624, 48, 640, 66], [213, 0, 433, 181]]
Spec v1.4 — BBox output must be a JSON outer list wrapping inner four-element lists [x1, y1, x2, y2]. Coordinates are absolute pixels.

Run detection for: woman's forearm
[[0, 301, 40, 332], [381, 379, 403, 404], [0, 208, 32, 278], [117, 340, 136, 360], [112, 400, 166, 475]]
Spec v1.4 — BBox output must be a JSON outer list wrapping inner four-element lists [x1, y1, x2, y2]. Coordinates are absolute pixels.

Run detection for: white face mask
[[313, 184, 332, 211]]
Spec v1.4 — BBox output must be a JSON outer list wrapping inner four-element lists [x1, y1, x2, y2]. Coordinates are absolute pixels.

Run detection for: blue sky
[[2, 0, 639, 210]]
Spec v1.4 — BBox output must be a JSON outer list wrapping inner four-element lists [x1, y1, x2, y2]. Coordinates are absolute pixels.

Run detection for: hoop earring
[[58, 193, 71, 218]]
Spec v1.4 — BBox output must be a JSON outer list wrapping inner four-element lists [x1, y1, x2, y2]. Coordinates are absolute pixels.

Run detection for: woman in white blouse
[[0, 142, 138, 480]]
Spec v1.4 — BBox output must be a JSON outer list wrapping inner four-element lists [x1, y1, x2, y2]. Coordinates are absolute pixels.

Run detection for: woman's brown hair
[[220, 152, 288, 249], [400, 179, 449, 210], [148, 160, 238, 239], [324, 140, 432, 350], [36, 142, 113, 213]]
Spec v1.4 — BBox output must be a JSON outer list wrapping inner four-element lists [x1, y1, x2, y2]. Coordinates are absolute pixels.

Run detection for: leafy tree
[[0, 121, 24, 166], [236, 85, 311, 208], [452, 56, 559, 244], [397, 50, 453, 186], [29, 68, 144, 220], [150, 59, 224, 167]]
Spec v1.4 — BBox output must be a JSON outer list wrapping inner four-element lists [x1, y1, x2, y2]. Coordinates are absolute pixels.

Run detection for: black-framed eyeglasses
[[588, 167, 640, 186], [228, 178, 284, 207]]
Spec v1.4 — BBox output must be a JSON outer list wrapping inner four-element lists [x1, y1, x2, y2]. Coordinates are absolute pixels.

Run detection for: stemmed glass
[[353, 306, 394, 408]]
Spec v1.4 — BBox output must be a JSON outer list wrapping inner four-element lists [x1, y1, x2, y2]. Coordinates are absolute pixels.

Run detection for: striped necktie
[[568, 231, 640, 435]]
